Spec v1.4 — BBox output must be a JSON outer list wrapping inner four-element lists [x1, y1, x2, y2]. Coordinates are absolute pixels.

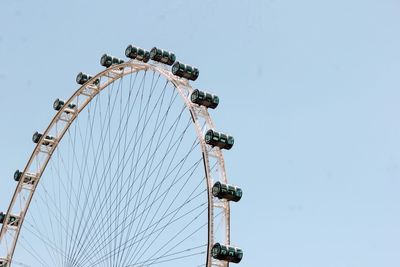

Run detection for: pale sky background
[[1, 0, 400, 266]]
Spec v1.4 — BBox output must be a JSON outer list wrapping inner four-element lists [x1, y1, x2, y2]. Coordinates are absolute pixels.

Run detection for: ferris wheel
[[0, 44, 243, 267]]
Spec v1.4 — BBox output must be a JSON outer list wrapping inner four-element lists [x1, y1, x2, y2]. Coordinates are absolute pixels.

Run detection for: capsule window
[[220, 134, 227, 143], [186, 65, 193, 73], [236, 189, 243, 197], [228, 247, 235, 257], [227, 136, 234, 145], [212, 183, 220, 195], [221, 247, 227, 255], [9, 217, 16, 224], [227, 185, 235, 194], [191, 91, 199, 101], [213, 96, 219, 105], [137, 50, 150, 62]]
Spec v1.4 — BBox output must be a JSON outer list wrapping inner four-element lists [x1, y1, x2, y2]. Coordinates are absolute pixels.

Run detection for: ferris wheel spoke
[[62, 99, 101, 262], [110, 71, 157, 267], [62, 112, 106, 265], [78, 151, 206, 266], [66, 74, 141, 264], [80, 198, 206, 266], [72, 100, 187, 262], [115, 77, 168, 267], [127, 252, 205, 267], [47, 162, 64, 266], [120, 157, 208, 267], [82, 194, 207, 267], [76, 72, 148, 231], [67, 107, 103, 265], [27, 155, 209, 267], [26, 189, 73, 255], [17, 237, 50, 267], [54, 106, 108, 267], [25, 172, 74, 266], [21, 222, 59, 267], [123, 245, 207, 267], [83, 201, 208, 267], [20, 224, 64, 267], [125, 162, 207, 266], [76, 134, 201, 265], [119, 160, 204, 267], [70, 73, 144, 258], [123, 144, 202, 266], [125, 205, 208, 267], [136, 210, 223, 267], [70, 73, 170, 264], [41, 171, 62, 266], [69, 71, 175, 266], [63, 111, 98, 265], [66, 76, 128, 264], [119, 190, 207, 267], [118, 92, 171, 267], [122, 112, 190, 264]]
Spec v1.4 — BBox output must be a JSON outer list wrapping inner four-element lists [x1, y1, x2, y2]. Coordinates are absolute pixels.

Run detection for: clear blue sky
[[1, 0, 400, 266]]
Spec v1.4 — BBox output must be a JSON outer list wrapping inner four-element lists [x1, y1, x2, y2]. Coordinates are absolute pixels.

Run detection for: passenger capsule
[[125, 45, 150, 63], [0, 212, 20, 227], [14, 170, 35, 184], [76, 72, 100, 85], [211, 243, 243, 263], [212, 181, 242, 202], [191, 89, 219, 109], [172, 62, 199, 81], [100, 53, 125, 68], [150, 47, 176, 65], [32, 131, 55, 147], [204, 129, 234, 150], [53, 98, 77, 112], [0, 259, 8, 267], [13, 170, 22, 182]]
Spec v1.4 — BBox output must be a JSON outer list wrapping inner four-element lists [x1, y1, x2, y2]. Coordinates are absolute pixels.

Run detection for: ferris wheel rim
[[0, 60, 230, 267]]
